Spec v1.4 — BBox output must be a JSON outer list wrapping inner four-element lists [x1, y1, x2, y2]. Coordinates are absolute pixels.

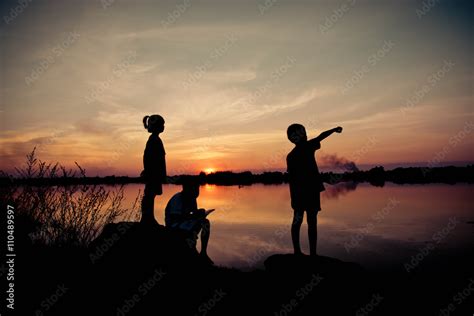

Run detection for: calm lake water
[[119, 183, 473, 270]]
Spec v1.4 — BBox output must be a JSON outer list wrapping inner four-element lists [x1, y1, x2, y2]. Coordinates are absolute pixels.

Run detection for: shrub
[[1, 148, 141, 247]]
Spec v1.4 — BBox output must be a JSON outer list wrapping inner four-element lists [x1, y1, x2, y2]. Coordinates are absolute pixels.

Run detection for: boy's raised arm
[[313, 126, 343, 143]]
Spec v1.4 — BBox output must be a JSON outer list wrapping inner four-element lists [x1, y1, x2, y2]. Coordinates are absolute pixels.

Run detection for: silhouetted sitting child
[[165, 178, 213, 264], [286, 124, 342, 256], [141, 114, 167, 225]]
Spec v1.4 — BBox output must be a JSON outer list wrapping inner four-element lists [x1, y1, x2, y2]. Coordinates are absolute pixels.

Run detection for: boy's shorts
[[290, 187, 321, 211], [173, 219, 201, 232]]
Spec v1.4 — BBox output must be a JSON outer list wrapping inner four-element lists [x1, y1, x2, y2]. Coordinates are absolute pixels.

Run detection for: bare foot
[[200, 253, 214, 265]]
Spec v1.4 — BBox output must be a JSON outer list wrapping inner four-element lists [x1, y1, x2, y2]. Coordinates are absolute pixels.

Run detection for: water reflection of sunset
[[203, 184, 216, 192], [119, 183, 474, 269]]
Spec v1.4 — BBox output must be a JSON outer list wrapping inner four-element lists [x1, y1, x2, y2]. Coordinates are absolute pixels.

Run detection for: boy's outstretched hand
[[335, 126, 343, 133]]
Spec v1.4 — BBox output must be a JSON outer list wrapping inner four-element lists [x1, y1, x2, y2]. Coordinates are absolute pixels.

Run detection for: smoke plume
[[320, 154, 359, 172]]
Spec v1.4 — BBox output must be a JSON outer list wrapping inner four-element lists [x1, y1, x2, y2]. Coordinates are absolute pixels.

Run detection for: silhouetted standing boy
[[286, 124, 342, 256], [141, 114, 167, 224]]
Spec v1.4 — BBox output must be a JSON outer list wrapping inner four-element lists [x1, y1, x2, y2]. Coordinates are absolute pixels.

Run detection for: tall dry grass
[[1, 149, 141, 247]]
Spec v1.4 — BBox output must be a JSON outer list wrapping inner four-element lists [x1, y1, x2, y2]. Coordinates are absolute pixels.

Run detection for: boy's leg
[[307, 209, 317, 256], [197, 219, 213, 264], [291, 209, 304, 255], [200, 218, 210, 255]]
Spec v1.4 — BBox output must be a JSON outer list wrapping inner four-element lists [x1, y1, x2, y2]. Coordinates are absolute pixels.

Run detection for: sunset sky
[[1, 0, 472, 176]]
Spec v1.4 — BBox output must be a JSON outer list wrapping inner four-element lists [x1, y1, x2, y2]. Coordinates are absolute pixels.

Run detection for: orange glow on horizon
[[204, 168, 216, 174]]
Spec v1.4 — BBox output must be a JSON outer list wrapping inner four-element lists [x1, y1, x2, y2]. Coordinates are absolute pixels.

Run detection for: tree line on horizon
[[2, 165, 473, 187]]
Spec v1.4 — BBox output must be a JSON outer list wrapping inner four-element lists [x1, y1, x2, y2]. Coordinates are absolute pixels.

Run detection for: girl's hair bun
[[143, 115, 164, 132], [143, 115, 150, 129]]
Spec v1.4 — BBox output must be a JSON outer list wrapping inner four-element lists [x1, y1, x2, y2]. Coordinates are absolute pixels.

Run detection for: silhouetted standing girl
[[141, 115, 167, 224]]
